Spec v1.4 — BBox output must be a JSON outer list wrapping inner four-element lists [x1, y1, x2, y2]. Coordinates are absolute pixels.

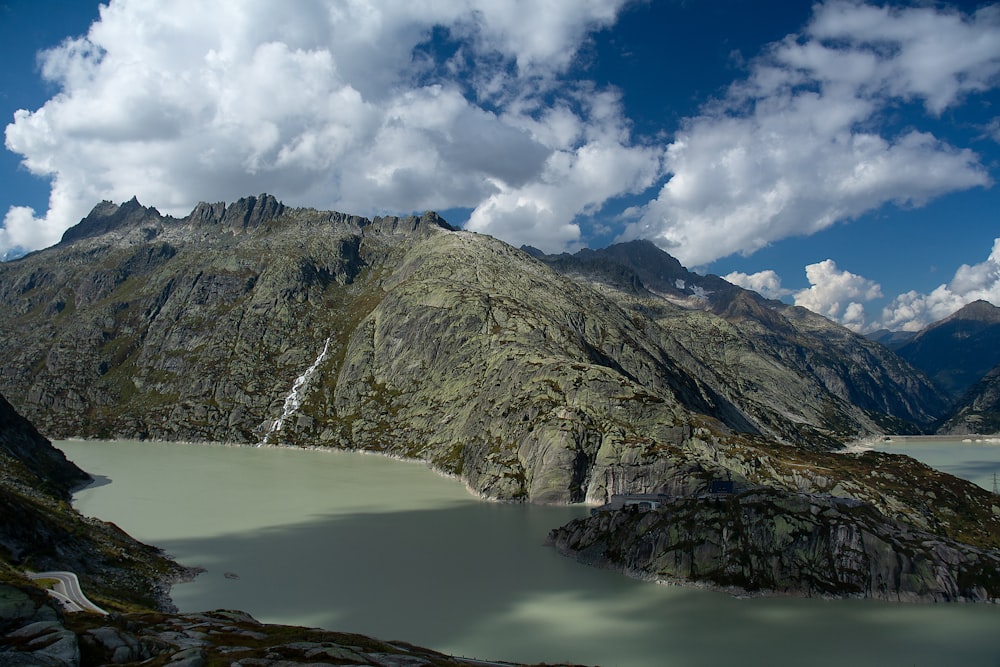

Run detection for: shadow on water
[[79, 474, 112, 490], [161, 503, 1000, 667]]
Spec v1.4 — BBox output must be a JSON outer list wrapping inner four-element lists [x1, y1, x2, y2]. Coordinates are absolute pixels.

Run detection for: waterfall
[[260, 338, 330, 445]]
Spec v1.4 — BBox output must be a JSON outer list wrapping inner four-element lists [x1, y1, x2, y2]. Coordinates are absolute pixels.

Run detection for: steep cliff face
[[549, 488, 1000, 602], [0, 394, 89, 499], [0, 196, 971, 508]]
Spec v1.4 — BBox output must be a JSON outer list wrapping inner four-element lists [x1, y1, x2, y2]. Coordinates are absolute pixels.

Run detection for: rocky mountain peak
[[180, 193, 288, 232], [59, 196, 162, 244], [938, 299, 1000, 325], [366, 210, 457, 235], [221, 193, 286, 231]]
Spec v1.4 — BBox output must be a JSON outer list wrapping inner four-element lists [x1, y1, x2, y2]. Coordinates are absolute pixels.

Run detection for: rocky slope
[[2, 601, 562, 667], [0, 196, 951, 506], [549, 486, 1000, 602], [0, 394, 89, 500], [531, 241, 949, 442], [938, 363, 1000, 435]]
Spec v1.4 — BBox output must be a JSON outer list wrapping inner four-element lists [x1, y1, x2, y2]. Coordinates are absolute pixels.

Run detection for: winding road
[[26, 571, 108, 615]]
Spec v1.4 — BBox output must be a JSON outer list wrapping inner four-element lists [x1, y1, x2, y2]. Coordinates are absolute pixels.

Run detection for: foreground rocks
[[1, 586, 557, 666], [548, 488, 1000, 602]]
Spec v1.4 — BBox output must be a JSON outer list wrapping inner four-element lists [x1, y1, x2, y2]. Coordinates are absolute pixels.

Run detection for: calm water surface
[[59, 439, 1000, 667], [872, 436, 1000, 491]]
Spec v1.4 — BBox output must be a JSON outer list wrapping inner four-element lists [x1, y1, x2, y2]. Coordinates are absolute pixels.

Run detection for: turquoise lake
[[59, 439, 1000, 667]]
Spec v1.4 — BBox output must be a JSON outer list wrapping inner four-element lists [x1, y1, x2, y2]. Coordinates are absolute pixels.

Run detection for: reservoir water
[[871, 436, 1000, 491], [59, 439, 1000, 667]]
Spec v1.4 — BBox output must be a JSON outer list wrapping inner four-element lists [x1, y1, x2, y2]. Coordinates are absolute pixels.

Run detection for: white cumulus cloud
[[3, 0, 649, 256], [793, 259, 883, 332], [723, 270, 792, 300], [878, 238, 1000, 331], [738, 239, 1000, 333], [619, 0, 999, 267]]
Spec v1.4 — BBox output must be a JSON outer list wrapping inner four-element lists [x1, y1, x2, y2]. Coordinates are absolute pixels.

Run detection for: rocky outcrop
[[1, 597, 562, 667], [0, 395, 89, 500], [548, 487, 1000, 602]]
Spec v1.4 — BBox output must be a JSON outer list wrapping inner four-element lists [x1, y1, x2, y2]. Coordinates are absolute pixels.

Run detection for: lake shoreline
[[56, 439, 1000, 667]]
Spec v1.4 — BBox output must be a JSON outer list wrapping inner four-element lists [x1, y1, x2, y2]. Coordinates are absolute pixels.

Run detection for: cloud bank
[[3, 0, 998, 334], [3, 0, 656, 254], [621, 0, 999, 267]]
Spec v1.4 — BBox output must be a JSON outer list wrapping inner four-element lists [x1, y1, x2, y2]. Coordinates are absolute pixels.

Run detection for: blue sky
[[2, 0, 999, 332]]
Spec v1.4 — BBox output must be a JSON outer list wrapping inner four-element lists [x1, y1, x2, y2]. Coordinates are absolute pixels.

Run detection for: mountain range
[[1, 195, 999, 604], [0, 195, 955, 498]]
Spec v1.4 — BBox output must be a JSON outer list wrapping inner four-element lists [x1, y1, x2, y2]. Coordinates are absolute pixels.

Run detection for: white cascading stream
[[260, 337, 330, 445]]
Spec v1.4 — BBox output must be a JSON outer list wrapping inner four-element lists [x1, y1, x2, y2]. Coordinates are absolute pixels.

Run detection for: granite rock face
[[0, 196, 952, 506], [0, 395, 89, 500], [549, 488, 1000, 602]]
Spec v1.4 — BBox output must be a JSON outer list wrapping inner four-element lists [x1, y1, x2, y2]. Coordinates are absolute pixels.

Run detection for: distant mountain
[[893, 300, 1000, 399], [938, 363, 1000, 435], [866, 328, 916, 351], [531, 240, 949, 439]]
